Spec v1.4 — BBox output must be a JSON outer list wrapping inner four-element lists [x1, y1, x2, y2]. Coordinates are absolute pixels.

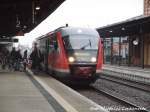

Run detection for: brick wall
[[144, 0, 150, 15]]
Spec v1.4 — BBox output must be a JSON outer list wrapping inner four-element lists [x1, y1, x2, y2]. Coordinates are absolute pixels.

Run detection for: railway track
[[91, 86, 149, 112], [72, 74, 150, 112], [99, 75, 150, 93], [74, 85, 149, 112]]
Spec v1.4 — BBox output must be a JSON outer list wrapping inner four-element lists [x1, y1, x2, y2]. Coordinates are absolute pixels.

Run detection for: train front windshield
[[63, 35, 99, 50], [63, 34, 99, 63]]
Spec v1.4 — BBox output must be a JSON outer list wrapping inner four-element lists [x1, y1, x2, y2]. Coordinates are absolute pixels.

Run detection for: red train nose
[[74, 67, 95, 75]]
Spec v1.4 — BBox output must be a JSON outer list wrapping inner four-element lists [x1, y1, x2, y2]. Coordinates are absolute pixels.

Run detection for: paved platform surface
[[0, 67, 108, 112], [100, 64, 150, 84], [27, 69, 108, 112], [0, 71, 56, 112]]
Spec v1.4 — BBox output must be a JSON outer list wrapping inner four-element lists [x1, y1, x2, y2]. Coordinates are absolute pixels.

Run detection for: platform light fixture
[[121, 27, 125, 31], [109, 30, 113, 33], [35, 0, 40, 10], [133, 38, 139, 45], [35, 6, 40, 10]]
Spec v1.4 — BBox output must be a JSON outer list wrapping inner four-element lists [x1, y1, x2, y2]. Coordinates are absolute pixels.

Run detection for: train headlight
[[68, 57, 75, 63], [91, 57, 96, 62]]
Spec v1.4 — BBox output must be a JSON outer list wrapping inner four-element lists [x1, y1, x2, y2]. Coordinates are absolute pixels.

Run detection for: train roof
[[36, 26, 100, 40], [58, 27, 100, 37]]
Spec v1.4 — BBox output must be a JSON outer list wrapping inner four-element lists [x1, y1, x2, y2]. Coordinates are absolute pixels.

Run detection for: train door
[[48, 33, 58, 73], [51, 33, 59, 68], [45, 37, 49, 71], [144, 35, 150, 67], [148, 40, 150, 66], [48, 35, 54, 73]]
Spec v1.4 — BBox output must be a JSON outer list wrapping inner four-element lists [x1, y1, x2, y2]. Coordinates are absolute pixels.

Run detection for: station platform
[[0, 68, 108, 112], [0, 71, 56, 112], [100, 64, 150, 85]]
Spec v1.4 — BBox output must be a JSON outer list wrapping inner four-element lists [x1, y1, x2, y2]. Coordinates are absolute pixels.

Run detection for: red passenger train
[[36, 26, 102, 84]]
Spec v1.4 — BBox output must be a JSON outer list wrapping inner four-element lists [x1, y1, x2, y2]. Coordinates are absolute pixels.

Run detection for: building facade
[[98, 18, 150, 68], [98, 0, 150, 68], [144, 0, 150, 15], [144, 0, 150, 67]]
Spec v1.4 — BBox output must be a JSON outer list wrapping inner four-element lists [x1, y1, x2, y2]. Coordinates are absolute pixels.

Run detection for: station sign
[[0, 38, 18, 43]]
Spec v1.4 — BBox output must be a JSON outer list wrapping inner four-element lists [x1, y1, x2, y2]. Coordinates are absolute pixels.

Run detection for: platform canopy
[[0, 0, 65, 37], [97, 15, 150, 38]]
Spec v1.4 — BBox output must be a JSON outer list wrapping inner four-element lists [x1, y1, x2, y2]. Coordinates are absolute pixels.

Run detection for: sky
[[18, 0, 144, 48]]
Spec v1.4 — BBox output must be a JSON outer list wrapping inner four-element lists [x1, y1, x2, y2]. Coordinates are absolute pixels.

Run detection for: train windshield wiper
[[80, 40, 91, 50]]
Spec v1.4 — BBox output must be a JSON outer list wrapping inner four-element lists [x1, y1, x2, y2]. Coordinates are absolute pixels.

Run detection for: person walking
[[30, 43, 42, 72], [9, 47, 17, 70], [15, 49, 22, 71], [23, 50, 28, 71], [1, 47, 9, 69]]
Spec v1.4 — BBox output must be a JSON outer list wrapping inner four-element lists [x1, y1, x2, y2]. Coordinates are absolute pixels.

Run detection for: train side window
[[62, 35, 70, 49], [48, 36, 55, 53], [46, 38, 50, 51], [51, 33, 58, 51], [49, 38, 53, 48], [53, 40, 58, 50]]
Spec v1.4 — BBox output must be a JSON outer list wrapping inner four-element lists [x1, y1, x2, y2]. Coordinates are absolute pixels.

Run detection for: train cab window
[[62, 35, 99, 50]]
